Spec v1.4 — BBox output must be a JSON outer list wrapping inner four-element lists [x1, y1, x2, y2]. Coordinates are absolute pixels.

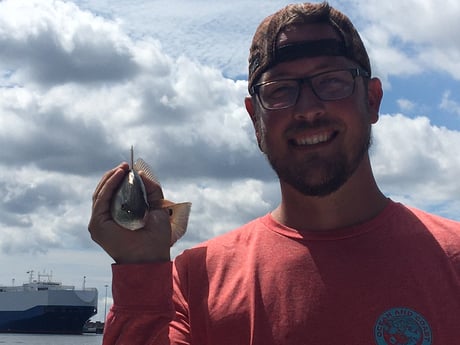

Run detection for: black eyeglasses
[[250, 68, 369, 110]]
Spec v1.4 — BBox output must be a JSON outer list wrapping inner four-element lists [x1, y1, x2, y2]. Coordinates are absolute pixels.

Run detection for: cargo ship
[[0, 271, 98, 334]]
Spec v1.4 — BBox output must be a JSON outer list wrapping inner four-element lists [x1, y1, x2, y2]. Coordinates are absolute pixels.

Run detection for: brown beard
[[261, 119, 372, 197]]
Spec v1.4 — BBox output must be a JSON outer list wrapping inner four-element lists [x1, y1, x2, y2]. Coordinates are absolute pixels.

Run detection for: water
[[0, 334, 102, 345]]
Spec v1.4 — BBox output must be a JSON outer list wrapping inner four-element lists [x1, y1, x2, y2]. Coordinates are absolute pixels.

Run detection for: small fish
[[110, 147, 192, 245]]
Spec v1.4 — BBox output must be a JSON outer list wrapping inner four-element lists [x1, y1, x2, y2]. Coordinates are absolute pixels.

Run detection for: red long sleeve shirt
[[104, 201, 460, 344]]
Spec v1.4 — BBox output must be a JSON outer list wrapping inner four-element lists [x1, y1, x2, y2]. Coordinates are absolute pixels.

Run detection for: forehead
[[277, 22, 341, 46]]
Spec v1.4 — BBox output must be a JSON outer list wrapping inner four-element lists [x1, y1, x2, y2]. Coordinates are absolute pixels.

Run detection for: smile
[[292, 131, 336, 146]]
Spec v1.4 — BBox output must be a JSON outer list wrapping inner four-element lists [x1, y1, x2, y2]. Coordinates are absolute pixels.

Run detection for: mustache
[[284, 118, 335, 136]]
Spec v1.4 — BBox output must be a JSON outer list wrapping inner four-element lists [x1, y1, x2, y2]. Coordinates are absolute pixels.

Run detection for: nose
[[292, 84, 326, 122]]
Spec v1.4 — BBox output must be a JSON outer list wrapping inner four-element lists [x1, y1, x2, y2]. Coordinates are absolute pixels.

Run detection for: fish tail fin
[[168, 202, 192, 246]]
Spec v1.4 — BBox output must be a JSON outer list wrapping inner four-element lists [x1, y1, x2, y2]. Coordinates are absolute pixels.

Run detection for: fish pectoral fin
[[168, 202, 192, 246]]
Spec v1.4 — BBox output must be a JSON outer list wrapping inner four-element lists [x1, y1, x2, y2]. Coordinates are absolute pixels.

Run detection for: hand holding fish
[[89, 163, 170, 263], [88, 151, 191, 263]]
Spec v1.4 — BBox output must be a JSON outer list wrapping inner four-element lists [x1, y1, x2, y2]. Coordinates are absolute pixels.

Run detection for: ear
[[245, 96, 264, 152], [367, 77, 383, 124], [245, 96, 256, 123]]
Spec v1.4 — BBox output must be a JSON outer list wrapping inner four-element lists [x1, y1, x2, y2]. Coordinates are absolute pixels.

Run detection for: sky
[[0, 0, 459, 322]]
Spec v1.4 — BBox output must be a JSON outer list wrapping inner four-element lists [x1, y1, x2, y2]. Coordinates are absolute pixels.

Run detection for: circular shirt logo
[[374, 307, 432, 345]]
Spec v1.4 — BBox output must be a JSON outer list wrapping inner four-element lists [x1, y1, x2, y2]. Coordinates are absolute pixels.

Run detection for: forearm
[[103, 263, 175, 345]]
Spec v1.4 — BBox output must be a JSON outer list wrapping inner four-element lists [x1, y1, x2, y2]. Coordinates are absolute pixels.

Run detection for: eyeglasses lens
[[257, 69, 357, 110]]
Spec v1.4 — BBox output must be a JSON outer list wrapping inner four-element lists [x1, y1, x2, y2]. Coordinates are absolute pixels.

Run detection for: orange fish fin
[[168, 202, 192, 246], [133, 158, 160, 186]]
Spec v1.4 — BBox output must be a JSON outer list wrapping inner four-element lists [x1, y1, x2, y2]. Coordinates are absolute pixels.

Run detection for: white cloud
[[372, 114, 460, 213], [64, 0, 460, 85], [0, 0, 139, 86], [397, 98, 416, 112], [0, 0, 272, 256], [169, 178, 277, 257], [351, 0, 460, 80], [361, 24, 422, 82], [440, 90, 460, 117]]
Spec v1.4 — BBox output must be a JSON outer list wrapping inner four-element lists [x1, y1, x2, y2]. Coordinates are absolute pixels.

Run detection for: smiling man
[[89, 2, 460, 344]]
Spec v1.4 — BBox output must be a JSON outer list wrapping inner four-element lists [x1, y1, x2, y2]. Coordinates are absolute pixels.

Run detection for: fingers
[[88, 163, 172, 263], [138, 170, 164, 203], [89, 163, 129, 248], [90, 208, 172, 264], [143, 209, 172, 259], [93, 163, 129, 203]]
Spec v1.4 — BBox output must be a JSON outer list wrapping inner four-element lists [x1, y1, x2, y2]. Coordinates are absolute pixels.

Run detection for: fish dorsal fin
[[169, 202, 192, 245], [130, 145, 134, 169], [133, 158, 160, 186]]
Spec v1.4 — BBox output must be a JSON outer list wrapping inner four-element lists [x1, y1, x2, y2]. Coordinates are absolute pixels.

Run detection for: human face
[[245, 23, 382, 197]]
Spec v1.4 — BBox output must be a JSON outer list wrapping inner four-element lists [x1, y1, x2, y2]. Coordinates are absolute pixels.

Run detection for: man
[[89, 2, 460, 344]]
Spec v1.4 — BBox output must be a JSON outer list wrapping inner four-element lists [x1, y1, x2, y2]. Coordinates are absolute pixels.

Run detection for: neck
[[272, 156, 388, 231]]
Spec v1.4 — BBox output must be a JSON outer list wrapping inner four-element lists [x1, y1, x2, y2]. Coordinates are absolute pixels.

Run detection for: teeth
[[296, 133, 331, 146]]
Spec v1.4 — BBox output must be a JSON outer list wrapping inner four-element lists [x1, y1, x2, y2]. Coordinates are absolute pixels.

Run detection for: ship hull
[[0, 305, 97, 334], [0, 279, 98, 335]]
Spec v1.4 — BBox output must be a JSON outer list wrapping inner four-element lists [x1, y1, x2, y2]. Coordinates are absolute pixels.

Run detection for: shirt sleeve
[[102, 262, 176, 345]]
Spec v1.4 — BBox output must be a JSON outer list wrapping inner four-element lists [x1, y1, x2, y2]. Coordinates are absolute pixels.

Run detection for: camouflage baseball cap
[[248, 2, 371, 93]]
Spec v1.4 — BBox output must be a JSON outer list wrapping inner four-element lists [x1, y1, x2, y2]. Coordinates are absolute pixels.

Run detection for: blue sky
[[0, 0, 459, 321], [384, 72, 460, 129]]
